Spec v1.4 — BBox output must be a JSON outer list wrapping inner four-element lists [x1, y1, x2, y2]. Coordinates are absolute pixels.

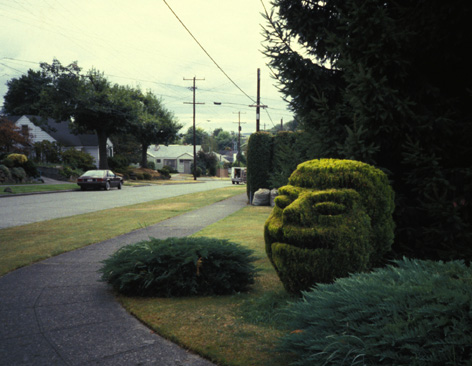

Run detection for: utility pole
[[233, 111, 246, 163], [184, 76, 205, 180], [249, 68, 267, 132]]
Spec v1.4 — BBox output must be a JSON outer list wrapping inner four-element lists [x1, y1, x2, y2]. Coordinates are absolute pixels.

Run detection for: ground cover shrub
[[280, 258, 472, 366], [265, 159, 395, 294], [100, 237, 258, 297]]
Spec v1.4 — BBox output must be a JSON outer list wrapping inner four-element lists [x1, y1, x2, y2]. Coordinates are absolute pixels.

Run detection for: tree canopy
[[130, 89, 182, 168], [2, 59, 180, 170], [262, 0, 472, 261]]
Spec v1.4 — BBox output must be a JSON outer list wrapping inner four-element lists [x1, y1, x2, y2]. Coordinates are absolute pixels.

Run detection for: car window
[[84, 170, 104, 177]]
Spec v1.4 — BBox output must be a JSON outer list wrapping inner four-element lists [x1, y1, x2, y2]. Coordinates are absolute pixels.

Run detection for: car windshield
[[83, 170, 105, 177]]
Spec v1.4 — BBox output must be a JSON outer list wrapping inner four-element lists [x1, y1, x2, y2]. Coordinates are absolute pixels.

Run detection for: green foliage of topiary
[[265, 159, 395, 294], [100, 237, 258, 297], [280, 258, 472, 366], [289, 159, 395, 262]]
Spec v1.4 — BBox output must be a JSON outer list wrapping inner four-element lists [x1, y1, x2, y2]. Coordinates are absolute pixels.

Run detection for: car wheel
[[118, 181, 122, 190], [80, 186, 86, 191], [105, 181, 110, 191]]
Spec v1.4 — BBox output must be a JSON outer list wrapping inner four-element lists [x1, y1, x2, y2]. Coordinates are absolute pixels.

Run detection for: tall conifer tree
[[262, 0, 472, 260]]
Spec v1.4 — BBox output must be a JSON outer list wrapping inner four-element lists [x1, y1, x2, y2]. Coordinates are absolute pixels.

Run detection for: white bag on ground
[[252, 188, 270, 206], [270, 188, 278, 207]]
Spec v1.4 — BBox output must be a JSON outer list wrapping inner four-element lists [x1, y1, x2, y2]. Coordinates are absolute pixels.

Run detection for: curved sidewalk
[[0, 193, 247, 366]]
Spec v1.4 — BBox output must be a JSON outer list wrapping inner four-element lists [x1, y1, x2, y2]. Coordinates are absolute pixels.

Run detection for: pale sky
[[0, 0, 293, 135]]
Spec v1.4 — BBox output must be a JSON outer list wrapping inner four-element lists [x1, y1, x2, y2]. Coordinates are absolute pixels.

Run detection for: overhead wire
[[162, 0, 256, 105], [1, 1, 293, 127]]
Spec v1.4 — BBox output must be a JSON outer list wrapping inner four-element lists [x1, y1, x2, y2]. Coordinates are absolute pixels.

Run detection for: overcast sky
[[0, 0, 293, 135]]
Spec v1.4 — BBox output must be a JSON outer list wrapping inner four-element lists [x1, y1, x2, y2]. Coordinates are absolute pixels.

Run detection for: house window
[[21, 125, 29, 137], [164, 159, 176, 168], [156, 159, 161, 163]]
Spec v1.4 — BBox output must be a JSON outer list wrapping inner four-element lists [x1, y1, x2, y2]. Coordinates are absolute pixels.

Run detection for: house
[[3, 115, 113, 167], [147, 144, 202, 173]]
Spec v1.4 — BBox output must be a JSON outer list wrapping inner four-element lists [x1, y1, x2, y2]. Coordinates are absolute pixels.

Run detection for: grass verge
[[0, 184, 76, 195], [118, 205, 294, 366], [0, 186, 245, 276]]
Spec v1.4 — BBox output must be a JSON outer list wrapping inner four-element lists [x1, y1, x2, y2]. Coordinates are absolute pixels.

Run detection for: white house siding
[[81, 146, 99, 167], [15, 116, 55, 143], [147, 145, 202, 173], [8, 115, 114, 168]]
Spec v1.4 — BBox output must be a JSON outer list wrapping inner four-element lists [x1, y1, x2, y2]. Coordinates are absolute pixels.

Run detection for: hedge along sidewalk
[[0, 185, 246, 276]]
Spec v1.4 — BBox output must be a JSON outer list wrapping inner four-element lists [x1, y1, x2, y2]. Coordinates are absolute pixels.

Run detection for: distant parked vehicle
[[231, 167, 247, 184], [77, 170, 123, 191]]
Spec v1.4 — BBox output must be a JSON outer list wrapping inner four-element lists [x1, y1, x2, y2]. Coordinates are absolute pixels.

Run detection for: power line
[[162, 0, 256, 104]]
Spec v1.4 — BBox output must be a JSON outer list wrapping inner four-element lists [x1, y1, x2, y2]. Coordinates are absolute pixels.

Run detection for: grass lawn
[[118, 205, 294, 366], [0, 185, 293, 366], [0, 183, 77, 195], [0, 186, 245, 276]]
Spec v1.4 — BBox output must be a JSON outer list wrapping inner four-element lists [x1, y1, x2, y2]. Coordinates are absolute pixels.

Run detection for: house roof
[[147, 144, 202, 159], [5, 115, 98, 147]]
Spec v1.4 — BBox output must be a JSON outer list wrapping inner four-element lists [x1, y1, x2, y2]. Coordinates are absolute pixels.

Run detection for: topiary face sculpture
[[264, 159, 395, 294]]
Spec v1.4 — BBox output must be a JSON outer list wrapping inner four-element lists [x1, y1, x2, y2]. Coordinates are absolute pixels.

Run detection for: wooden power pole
[[184, 76, 205, 180]]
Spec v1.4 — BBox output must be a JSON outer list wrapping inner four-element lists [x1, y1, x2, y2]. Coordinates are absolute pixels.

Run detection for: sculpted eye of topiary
[[264, 159, 395, 295]]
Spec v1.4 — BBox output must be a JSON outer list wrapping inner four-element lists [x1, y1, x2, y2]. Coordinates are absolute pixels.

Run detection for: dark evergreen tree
[[262, 0, 472, 261]]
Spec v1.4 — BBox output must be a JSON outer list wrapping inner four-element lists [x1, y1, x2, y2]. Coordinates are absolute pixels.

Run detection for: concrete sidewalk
[[0, 193, 247, 365]]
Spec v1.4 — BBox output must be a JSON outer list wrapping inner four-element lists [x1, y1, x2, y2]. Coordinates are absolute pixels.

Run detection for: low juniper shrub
[[100, 237, 258, 297], [280, 258, 472, 366]]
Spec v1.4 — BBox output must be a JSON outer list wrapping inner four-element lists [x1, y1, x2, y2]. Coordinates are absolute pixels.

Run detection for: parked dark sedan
[[77, 170, 123, 191]]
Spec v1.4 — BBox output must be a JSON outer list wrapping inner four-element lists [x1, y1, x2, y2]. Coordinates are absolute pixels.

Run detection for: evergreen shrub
[[0, 164, 12, 182], [281, 258, 472, 366], [108, 155, 129, 170], [158, 166, 171, 178], [61, 148, 95, 170], [3, 153, 28, 168], [11, 167, 27, 183], [265, 159, 395, 294], [247, 131, 273, 199], [100, 237, 258, 297]]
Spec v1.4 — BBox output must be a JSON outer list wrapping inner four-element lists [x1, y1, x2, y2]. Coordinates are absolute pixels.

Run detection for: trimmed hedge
[[265, 159, 395, 294], [280, 258, 472, 366], [246, 131, 272, 201], [100, 237, 258, 297]]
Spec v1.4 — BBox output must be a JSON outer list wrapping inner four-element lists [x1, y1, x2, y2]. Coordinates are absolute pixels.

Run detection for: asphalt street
[[0, 180, 230, 229]]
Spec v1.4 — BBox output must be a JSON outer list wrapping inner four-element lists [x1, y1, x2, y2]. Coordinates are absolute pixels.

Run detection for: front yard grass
[[118, 205, 294, 366], [0, 183, 76, 195], [0, 186, 245, 276]]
